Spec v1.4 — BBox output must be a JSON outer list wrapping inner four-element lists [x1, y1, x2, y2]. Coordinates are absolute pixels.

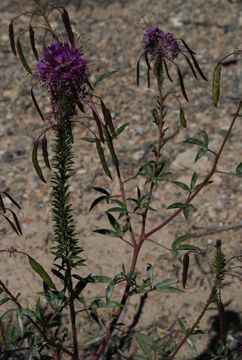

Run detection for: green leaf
[[179, 107, 187, 128], [116, 122, 129, 136], [200, 131, 209, 147], [155, 283, 184, 293], [190, 172, 198, 191], [95, 138, 112, 179], [212, 63, 221, 106], [89, 195, 107, 212], [94, 71, 117, 87], [106, 283, 114, 302], [104, 126, 119, 166], [177, 244, 200, 251], [184, 138, 204, 146], [80, 137, 96, 143], [172, 234, 192, 250], [83, 334, 104, 346], [101, 100, 116, 137], [93, 187, 109, 196], [16, 38, 32, 74], [195, 147, 208, 162], [93, 228, 119, 237], [167, 202, 185, 210], [90, 276, 112, 283], [135, 333, 156, 360], [236, 163, 242, 177], [28, 256, 56, 289], [173, 181, 190, 192], [32, 141, 46, 183]]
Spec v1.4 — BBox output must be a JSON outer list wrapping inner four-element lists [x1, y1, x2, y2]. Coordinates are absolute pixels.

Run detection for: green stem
[[52, 118, 79, 360]]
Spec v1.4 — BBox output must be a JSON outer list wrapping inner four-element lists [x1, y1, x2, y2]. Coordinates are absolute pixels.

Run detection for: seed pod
[[29, 24, 39, 60], [182, 252, 190, 288], [9, 22, 16, 56], [62, 9, 74, 45]]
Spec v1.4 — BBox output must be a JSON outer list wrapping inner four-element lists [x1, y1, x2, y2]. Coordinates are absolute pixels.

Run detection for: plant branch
[[145, 100, 242, 239]]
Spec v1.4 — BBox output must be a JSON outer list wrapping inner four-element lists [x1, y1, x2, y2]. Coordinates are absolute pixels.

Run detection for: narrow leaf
[[172, 234, 192, 250], [95, 139, 112, 179], [3, 215, 20, 235], [29, 25, 38, 60], [135, 333, 155, 360], [92, 110, 104, 143], [93, 187, 109, 195], [155, 284, 184, 293], [28, 255, 56, 289], [0, 194, 6, 213], [101, 100, 116, 137], [195, 147, 207, 162], [144, 52, 151, 88], [9, 22, 16, 56], [212, 64, 221, 106], [8, 209, 22, 235], [32, 141, 46, 182], [236, 163, 242, 177], [177, 66, 188, 101], [116, 122, 129, 136], [16, 38, 32, 74], [104, 126, 119, 166], [179, 107, 187, 128], [90, 276, 112, 283], [62, 9, 74, 44], [94, 71, 117, 87], [173, 181, 190, 192], [89, 195, 106, 212], [2, 192, 21, 209]]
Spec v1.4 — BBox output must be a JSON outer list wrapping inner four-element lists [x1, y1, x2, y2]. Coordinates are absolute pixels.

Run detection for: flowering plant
[[1, 2, 242, 360]]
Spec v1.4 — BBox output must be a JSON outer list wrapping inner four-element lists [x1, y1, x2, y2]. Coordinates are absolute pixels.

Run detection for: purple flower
[[143, 26, 179, 61], [37, 41, 89, 99]]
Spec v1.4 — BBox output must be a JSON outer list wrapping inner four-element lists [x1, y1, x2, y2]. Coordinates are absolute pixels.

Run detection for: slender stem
[[145, 100, 242, 239], [91, 242, 142, 360], [172, 281, 217, 358]]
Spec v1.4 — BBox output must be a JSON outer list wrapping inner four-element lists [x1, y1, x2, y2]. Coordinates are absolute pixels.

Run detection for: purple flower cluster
[[143, 26, 179, 61], [37, 41, 89, 99]]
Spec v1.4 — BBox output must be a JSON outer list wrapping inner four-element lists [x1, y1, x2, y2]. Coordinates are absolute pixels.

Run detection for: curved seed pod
[[9, 22, 16, 56], [182, 252, 190, 288], [16, 38, 32, 74], [32, 140, 46, 183], [41, 135, 51, 169], [212, 63, 221, 106], [31, 87, 45, 121], [183, 54, 198, 79], [62, 9, 74, 45], [177, 66, 188, 101], [163, 59, 173, 82], [29, 25, 39, 60]]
